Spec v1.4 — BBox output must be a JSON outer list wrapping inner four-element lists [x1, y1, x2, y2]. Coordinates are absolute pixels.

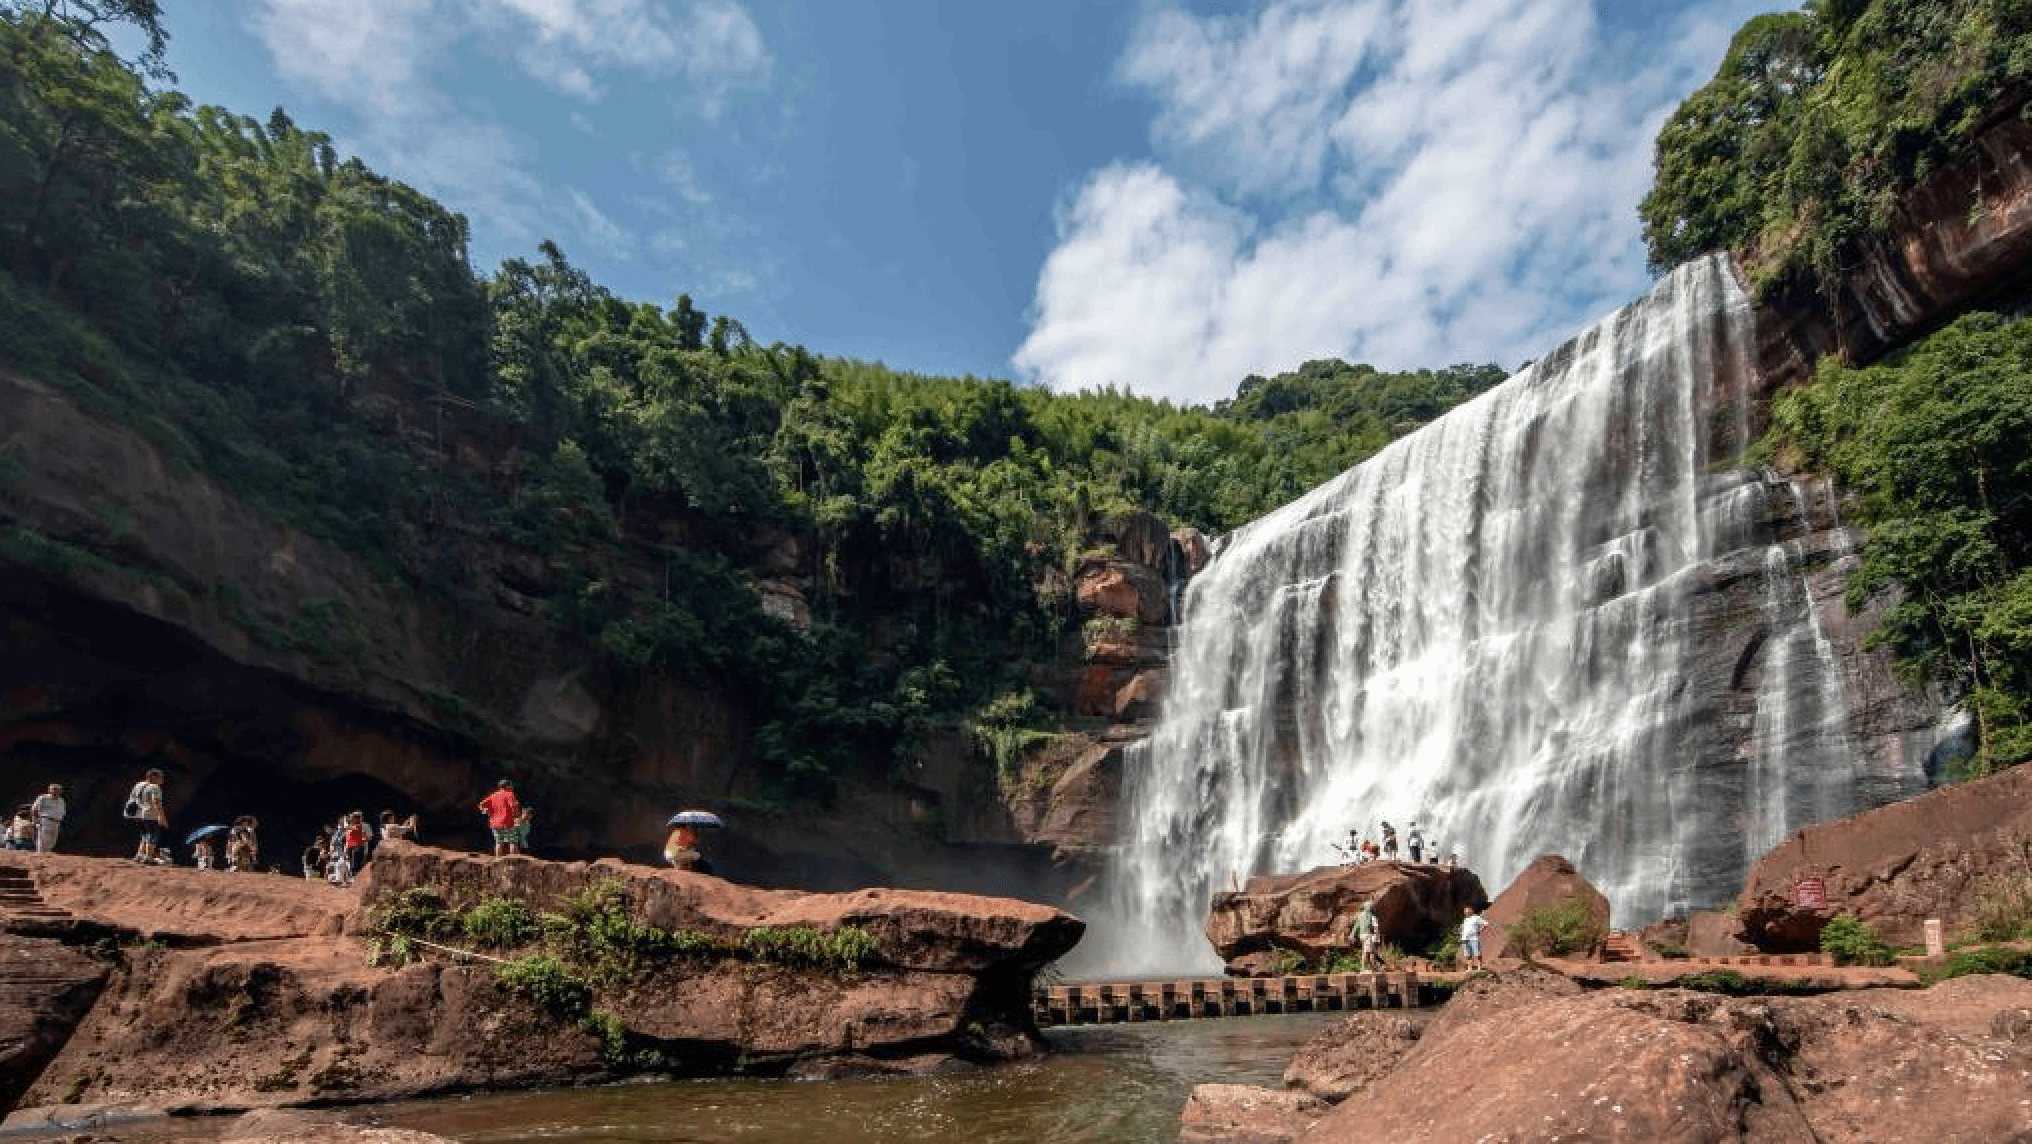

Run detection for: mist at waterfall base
[[1070, 255, 1924, 978]]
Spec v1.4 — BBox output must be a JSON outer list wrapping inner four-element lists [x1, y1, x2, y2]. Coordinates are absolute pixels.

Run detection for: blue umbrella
[[665, 810, 724, 829], [185, 824, 229, 845]]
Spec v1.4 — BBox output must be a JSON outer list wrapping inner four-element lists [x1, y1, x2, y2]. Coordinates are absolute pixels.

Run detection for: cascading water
[[1084, 255, 1919, 975]]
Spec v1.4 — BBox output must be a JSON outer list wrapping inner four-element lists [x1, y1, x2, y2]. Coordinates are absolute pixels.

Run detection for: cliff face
[[0, 368, 1147, 899]]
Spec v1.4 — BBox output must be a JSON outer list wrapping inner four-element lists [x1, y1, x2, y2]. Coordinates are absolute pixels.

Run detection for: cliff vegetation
[[0, 3, 1500, 802], [1642, 0, 2032, 291]]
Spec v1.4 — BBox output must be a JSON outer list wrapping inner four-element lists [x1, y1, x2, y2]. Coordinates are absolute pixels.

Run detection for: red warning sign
[[1794, 876, 1828, 910]]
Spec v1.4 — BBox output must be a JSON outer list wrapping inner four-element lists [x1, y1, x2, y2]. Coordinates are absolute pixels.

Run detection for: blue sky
[[152, 1, 1789, 404]]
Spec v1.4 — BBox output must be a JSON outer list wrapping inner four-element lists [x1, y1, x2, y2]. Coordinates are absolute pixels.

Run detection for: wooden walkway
[[1035, 971, 1420, 1026]]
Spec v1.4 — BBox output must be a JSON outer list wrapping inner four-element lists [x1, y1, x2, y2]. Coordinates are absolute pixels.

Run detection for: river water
[[362, 1014, 1340, 1144]]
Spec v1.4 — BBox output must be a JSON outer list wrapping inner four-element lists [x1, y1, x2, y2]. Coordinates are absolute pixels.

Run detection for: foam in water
[[1082, 255, 1895, 975]]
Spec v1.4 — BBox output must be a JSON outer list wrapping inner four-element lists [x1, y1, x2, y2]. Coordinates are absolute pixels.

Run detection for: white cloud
[[658, 151, 713, 206], [569, 189, 636, 260], [482, 0, 771, 109], [1015, 0, 1783, 403], [244, 0, 771, 247]]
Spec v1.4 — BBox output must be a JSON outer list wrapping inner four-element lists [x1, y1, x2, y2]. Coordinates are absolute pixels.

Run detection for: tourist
[[1380, 821, 1398, 860], [226, 816, 260, 871], [6, 806, 34, 851], [478, 780, 521, 857], [193, 836, 217, 869], [343, 812, 370, 871], [1407, 823, 1424, 863], [663, 823, 713, 873], [1460, 905, 1490, 971], [1350, 900, 1380, 971], [302, 837, 328, 881], [378, 809, 417, 846], [513, 805, 535, 855], [326, 842, 353, 886], [30, 784, 65, 852], [1442, 849, 1460, 870], [125, 768, 168, 864]]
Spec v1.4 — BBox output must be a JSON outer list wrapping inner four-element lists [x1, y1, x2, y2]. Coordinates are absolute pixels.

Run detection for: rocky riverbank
[[1182, 968, 2032, 1143], [0, 844, 1082, 1125]]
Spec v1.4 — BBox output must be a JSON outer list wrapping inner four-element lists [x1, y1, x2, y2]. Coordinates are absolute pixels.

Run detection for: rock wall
[[0, 368, 1183, 902], [1753, 96, 2032, 396], [1738, 762, 2032, 951]]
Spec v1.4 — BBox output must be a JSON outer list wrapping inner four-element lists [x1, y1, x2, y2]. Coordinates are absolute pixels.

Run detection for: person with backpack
[[1349, 900, 1381, 971], [125, 768, 168, 864]]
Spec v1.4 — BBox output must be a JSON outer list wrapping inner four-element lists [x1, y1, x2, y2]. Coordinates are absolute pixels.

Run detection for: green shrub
[[1820, 913, 1895, 967], [1505, 900, 1608, 959], [584, 1009, 629, 1064], [495, 955, 592, 1019], [369, 889, 458, 941], [1917, 944, 2032, 986], [1679, 969, 1751, 995], [542, 879, 671, 986], [462, 896, 540, 950], [1430, 933, 1461, 971], [1266, 947, 1307, 977], [1646, 939, 1690, 960], [742, 925, 879, 972], [1970, 867, 2032, 943]]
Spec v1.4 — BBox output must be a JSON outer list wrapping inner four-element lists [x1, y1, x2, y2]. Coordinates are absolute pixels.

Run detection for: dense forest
[[1646, 0, 2032, 773], [0, 3, 1504, 799], [6, 0, 2029, 790]]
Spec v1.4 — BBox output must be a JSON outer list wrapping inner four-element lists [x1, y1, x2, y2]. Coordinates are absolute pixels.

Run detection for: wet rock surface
[[1205, 863, 1487, 972], [0, 933, 109, 1114], [1179, 1083, 1329, 1144], [1281, 1012, 1422, 1103]]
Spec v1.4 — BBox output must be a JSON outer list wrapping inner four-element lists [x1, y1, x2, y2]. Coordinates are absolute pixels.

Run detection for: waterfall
[[1083, 255, 1905, 975]]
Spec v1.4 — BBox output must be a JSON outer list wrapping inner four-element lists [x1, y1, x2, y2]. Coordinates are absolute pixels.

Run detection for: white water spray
[[1084, 256, 1902, 975]]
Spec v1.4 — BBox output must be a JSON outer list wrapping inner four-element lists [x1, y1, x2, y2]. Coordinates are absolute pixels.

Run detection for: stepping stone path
[[0, 864, 70, 923]]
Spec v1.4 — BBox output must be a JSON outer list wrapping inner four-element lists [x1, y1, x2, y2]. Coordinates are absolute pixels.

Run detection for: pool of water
[[362, 1014, 1343, 1144]]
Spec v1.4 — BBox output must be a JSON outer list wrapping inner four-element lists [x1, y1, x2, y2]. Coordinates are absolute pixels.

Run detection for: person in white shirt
[[30, 784, 66, 853], [1460, 905, 1491, 971]]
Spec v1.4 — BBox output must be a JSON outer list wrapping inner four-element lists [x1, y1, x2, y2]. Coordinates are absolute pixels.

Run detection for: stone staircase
[[0, 863, 71, 922], [1600, 932, 1647, 963]]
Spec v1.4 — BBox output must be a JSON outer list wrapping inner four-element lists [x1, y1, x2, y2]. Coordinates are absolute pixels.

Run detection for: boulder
[[0, 934, 109, 1114], [1294, 976, 2032, 1144], [1096, 510, 1174, 570], [1686, 908, 1753, 958], [1075, 561, 1171, 627], [1481, 854, 1609, 961], [1639, 915, 1689, 956], [1205, 862, 1487, 972], [1180, 1084, 1328, 1144], [19, 937, 611, 1112], [358, 842, 1085, 977], [1281, 1012, 1421, 1103], [1738, 762, 2032, 951]]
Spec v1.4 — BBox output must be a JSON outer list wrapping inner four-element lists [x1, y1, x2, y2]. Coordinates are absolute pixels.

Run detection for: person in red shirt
[[477, 780, 522, 856]]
